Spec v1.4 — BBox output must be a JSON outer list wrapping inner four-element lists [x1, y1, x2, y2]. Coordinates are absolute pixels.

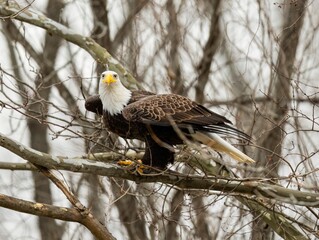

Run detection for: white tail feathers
[[191, 132, 255, 163]]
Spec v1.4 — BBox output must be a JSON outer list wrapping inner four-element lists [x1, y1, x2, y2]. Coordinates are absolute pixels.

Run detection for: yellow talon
[[117, 159, 135, 166], [117, 159, 147, 175]]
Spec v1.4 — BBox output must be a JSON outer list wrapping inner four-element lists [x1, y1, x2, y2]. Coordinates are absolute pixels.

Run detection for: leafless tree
[[0, 0, 318, 239]]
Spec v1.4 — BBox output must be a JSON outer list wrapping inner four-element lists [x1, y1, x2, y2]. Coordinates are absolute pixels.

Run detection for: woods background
[[0, 0, 319, 239]]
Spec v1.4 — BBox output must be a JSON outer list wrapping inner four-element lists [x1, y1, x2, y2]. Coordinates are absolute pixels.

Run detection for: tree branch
[[189, 154, 310, 240], [36, 166, 115, 240], [0, 1, 138, 88], [0, 161, 35, 170], [207, 95, 319, 107], [0, 193, 82, 222], [0, 190, 115, 240], [1, 133, 319, 209]]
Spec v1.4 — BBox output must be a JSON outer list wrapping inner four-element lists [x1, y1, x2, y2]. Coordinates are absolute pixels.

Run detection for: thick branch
[[1, 133, 319, 209], [0, 191, 114, 240], [0, 162, 35, 170], [0, 1, 137, 88], [0, 193, 82, 222]]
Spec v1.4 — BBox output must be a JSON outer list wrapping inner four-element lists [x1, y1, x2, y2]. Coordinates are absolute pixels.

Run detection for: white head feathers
[[98, 70, 132, 115]]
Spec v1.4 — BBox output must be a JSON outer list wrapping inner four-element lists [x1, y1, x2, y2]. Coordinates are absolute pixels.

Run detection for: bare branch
[[1, 133, 319, 210], [0, 193, 82, 222], [35, 166, 115, 240], [0, 184, 115, 240]]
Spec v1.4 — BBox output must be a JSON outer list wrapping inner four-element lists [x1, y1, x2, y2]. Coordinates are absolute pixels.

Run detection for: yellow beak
[[103, 74, 117, 85]]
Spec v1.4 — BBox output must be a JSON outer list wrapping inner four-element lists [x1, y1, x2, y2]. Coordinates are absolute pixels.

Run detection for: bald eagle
[[85, 70, 254, 169]]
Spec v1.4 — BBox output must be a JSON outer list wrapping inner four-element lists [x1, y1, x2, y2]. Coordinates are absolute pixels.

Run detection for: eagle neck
[[99, 83, 132, 116]]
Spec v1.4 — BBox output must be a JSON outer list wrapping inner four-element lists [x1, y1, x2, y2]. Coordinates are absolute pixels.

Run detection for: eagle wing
[[122, 94, 251, 140], [122, 94, 230, 126], [122, 93, 253, 162], [85, 95, 103, 114]]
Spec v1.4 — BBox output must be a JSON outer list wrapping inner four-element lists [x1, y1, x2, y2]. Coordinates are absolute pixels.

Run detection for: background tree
[[0, 0, 318, 239]]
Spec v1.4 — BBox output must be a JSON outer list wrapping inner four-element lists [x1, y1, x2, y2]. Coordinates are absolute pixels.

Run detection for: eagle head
[[100, 70, 119, 86], [99, 70, 132, 115]]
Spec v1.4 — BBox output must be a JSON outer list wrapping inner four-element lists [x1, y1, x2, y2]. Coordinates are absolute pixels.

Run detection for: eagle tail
[[191, 131, 255, 163]]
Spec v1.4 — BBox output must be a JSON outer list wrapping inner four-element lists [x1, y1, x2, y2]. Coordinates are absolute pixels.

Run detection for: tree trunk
[[251, 1, 307, 239], [27, 1, 66, 239]]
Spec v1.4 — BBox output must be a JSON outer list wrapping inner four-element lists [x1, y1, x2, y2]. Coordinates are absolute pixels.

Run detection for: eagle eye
[[113, 73, 117, 78], [101, 73, 105, 78]]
